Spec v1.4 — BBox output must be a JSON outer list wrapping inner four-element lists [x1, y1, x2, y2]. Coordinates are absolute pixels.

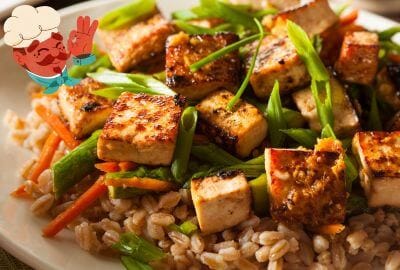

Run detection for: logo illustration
[[3, 5, 98, 94]]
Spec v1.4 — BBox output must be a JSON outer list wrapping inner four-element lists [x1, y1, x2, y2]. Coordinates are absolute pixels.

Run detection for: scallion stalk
[[378, 26, 400, 41], [171, 107, 198, 182], [121, 256, 152, 270], [168, 220, 198, 235], [191, 143, 242, 166], [368, 89, 383, 130], [280, 128, 318, 149], [174, 20, 231, 35], [227, 18, 264, 110], [266, 81, 287, 147], [249, 174, 269, 216]]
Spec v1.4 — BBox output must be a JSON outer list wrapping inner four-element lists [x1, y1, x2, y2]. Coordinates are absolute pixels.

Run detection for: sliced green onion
[[168, 220, 198, 235], [227, 18, 264, 110], [106, 166, 173, 181], [113, 233, 165, 263], [245, 155, 264, 165], [121, 256, 152, 270], [266, 81, 287, 147], [153, 70, 166, 81], [93, 86, 156, 99], [253, 8, 278, 18], [282, 108, 305, 128], [99, 0, 156, 30], [191, 143, 242, 166], [378, 26, 400, 41], [280, 128, 318, 149], [128, 73, 176, 96], [190, 33, 261, 72], [249, 174, 269, 216], [368, 89, 383, 130], [312, 34, 323, 54], [171, 107, 198, 182], [69, 45, 112, 78], [174, 20, 231, 34], [321, 123, 336, 139], [172, 9, 199, 20], [223, 164, 265, 178]]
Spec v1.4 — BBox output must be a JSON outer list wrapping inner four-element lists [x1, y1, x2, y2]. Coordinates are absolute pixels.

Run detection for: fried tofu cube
[[98, 13, 175, 72], [97, 92, 183, 165], [352, 131, 400, 207], [265, 138, 346, 227], [266, 0, 338, 37], [335, 31, 379, 85], [196, 90, 268, 158], [247, 35, 310, 99], [58, 78, 113, 139], [268, 0, 301, 10], [191, 172, 251, 234], [292, 77, 360, 137], [376, 65, 400, 111], [166, 32, 241, 100]]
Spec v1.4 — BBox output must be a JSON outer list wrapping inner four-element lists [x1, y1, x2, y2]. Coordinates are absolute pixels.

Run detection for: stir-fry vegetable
[[191, 143, 242, 166], [174, 20, 231, 35], [52, 130, 101, 199], [99, 0, 156, 30], [280, 129, 319, 149], [68, 45, 112, 78], [249, 174, 269, 216], [368, 89, 383, 131], [266, 81, 287, 147], [168, 220, 198, 235], [171, 107, 198, 182], [43, 178, 107, 237], [121, 256, 152, 270]]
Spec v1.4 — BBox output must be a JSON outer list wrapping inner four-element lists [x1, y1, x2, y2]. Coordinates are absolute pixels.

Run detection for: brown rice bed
[[5, 96, 400, 270]]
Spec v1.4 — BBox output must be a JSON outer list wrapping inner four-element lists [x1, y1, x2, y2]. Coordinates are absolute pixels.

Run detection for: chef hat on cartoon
[[3, 5, 60, 48]]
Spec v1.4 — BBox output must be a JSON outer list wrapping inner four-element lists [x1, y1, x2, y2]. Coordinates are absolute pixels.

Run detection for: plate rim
[[0, 1, 399, 269]]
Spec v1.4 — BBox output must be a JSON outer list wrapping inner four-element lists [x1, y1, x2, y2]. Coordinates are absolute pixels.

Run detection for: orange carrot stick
[[10, 184, 28, 198], [42, 178, 107, 237], [29, 132, 61, 183], [105, 177, 175, 192], [340, 9, 358, 26], [118, 161, 137, 172], [315, 224, 345, 235], [35, 105, 80, 150], [95, 162, 120, 173]]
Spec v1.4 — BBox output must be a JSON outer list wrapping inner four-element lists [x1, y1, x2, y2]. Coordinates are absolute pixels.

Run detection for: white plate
[[0, 1, 398, 269]]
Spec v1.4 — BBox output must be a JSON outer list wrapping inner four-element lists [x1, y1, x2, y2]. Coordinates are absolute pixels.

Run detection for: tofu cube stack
[[293, 77, 360, 137], [335, 31, 380, 85], [191, 172, 251, 234], [98, 13, 175, 72], [165, 32, 241, 100], [265, 138, 347, 227], [353, 131, 400, 207], [97, 92, 183, 166], [196, 90, 268, 158], [247, 36, 310, 99], [58, 78, 113, 139]]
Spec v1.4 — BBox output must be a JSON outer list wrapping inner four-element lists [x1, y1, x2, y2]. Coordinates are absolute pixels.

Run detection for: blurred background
[[0, 0, 399, 38]]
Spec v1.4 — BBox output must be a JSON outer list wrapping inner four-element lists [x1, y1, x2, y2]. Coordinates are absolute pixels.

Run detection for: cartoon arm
[[67, 16, 98, 66]]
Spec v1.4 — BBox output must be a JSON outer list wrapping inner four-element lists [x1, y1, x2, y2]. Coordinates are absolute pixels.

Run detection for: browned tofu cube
[[97, 92, 183, 165], [335, 31, 379, 85], [247, 35, 310, 99], [191, 172, 251, 234], [353, 131, 400, 207], [58, 78, 113, 139], [266, 0, 338, 37], [166, 32, 241, 100], [376, 65, 400, 110], [292, 77, 360, 137], [196, 90, 268, 158], [265, 138, 346, 227], [98, 13, 175, 72], [268, 0, 301, 10]]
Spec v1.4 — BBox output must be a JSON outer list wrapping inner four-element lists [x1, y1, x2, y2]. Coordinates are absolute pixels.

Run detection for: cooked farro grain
[[102, 230, 120, 246], [75, 222, 102, 253], [190, 233, 205, 254], [30, 193, 54, 216], [313, 235, 330, 253], [269, 239, 290, 261], [240, 242, 259, 258], [200, 252, 227, 269], [259, 231, 285, 246], [149, 213, 175, 226], [255, 245, 271, 262], [159, 191, 181, 209]]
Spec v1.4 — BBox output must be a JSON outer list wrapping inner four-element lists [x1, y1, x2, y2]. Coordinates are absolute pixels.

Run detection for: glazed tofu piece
[[265, 138, 346, 227], [266, 0, 338, 37], [97, 92, 183, 165], [335, 31, 379, 85], [191, 172, 251, 234], [247, 35, 310, 99], [376, 65, 400, 111], [353, 131, 400, 207], [292, 77, 360, 137], [98, 13, 175, 72], [196, 90, 268, 158], [166, 32, 241, 100], [58, 78, 113, 139], [268, 0, 300, 10]]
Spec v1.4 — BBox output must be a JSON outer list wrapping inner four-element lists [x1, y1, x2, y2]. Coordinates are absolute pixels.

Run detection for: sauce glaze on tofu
[[166, 32, 241, 100], [58, 78, 113, 139], [97, 92, 184, 165], [196, 90, 268, 158], [191, 171, 251, 234], [353, 131, 400, 207], [265, 139, 346, 227]]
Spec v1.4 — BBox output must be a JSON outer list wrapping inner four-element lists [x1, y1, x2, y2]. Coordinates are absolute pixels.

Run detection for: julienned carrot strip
[[95, 162, 120, 173], [118, 161, 137, 172], [11, 184, 28, 198], [340, 9, 358, 26], [42, 178, 107, 237], [29, 132, 61, 183], [315, 224, 345, 235], [105, 177, 175, 192], [34, 105, 80, 150]]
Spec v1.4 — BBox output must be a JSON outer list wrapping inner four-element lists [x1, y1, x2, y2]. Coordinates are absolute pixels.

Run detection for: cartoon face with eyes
[[13, 32, 71, 77]]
